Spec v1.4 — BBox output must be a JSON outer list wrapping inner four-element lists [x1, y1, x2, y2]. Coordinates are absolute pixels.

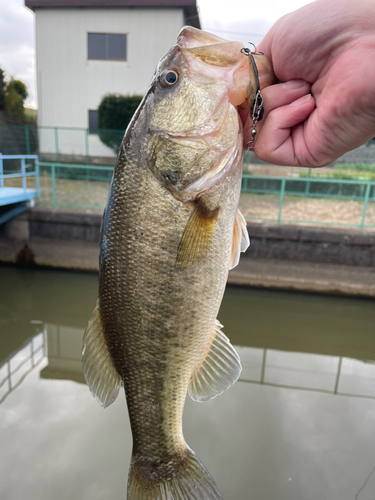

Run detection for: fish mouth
[[177, 26, 231, 49], [177, 27, 250, 108], [177, 27, 245, 68], [177, 26, 276, 106]]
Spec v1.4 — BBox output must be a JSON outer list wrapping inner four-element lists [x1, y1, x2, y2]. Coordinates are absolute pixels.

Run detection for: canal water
[[0, 265, 374, 500]]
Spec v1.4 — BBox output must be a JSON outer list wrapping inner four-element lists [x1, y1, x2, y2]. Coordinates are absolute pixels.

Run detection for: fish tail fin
[[127, 446, 223, 499]]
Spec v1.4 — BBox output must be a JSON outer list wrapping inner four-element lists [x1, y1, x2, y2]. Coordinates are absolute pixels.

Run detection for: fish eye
[[160, 70, 179, 88]]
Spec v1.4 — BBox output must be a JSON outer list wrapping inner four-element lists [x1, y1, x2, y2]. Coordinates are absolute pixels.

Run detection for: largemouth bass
[[83, 27, 273, 499]]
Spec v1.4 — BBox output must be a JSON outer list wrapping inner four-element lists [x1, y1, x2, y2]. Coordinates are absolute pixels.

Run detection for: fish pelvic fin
[[188, 320, 241, 402], [229, 209, 250, 270], [127, 446, 223, 500], [176, 198, 219, 269], [82, 299, 122, 408]]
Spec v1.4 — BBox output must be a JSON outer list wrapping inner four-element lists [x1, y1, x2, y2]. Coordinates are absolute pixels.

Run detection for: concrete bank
[[0, 207, 374, 298]]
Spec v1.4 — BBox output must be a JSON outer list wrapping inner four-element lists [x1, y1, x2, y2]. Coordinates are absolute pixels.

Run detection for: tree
[[98, 94, 143, 153], [5, 84, 23, 117], [4, 78, 29, 118], [11, 80, 28, 101], [0, 68, 5, 110]]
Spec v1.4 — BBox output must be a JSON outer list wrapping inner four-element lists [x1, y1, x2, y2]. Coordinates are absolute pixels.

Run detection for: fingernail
[[282, 79, 306, 89], [290, 94, 312, 106]]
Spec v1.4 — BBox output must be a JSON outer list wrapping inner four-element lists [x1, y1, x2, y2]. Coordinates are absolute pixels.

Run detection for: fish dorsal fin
[[82, 300, 122, 408], [188, 320, 242, 402], [229, 209, 250, 270], [176, 198, 219, 269]]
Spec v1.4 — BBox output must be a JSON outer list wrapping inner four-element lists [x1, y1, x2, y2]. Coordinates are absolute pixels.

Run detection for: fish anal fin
[[82, 300, 122, 408], [188, 320, 241, 402], [229, 209, 250, 270], [176, 198, 219, 269]]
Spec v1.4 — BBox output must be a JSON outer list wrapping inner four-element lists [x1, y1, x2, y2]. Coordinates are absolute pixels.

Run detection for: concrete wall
[[0, 208, 102, 270], [244, 224, 375, 267], [28, 208, 102, 243], [1, 208, 374, 270]]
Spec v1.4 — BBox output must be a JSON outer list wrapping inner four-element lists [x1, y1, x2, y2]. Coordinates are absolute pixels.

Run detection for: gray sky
[[0, 0, 313, 109]]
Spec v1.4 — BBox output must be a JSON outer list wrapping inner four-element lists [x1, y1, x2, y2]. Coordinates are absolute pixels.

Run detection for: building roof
[[25, 0, 196, 8], [25, 0, 200, 28]]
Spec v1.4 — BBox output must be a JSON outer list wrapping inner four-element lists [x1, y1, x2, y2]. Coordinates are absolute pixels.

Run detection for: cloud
[[0, 0, 36, 107], [200, 18, 273, 47]]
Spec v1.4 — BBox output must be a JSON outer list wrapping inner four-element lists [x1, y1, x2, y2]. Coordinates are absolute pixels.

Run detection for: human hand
[[240, 0, 375, 167]]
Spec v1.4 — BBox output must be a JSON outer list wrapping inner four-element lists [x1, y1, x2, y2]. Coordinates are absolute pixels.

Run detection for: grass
[[23, 108, 37, 124], [239, 192, 375, 229]]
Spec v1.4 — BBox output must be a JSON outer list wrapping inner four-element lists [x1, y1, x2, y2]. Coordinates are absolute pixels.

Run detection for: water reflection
[[1, 267, 375, 500], [238, 346, 375, 399], [0, 325, 46, 404], [40, 324, 85, 384], [2, 322, 375, 405], [38, 324, 375, 400]]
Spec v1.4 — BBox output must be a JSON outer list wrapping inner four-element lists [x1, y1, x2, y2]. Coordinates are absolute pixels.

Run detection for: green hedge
[[98, 94, 143, 153]]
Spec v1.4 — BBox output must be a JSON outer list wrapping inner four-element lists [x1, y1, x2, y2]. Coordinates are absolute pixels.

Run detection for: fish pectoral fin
[[82, 300, 122, 408], [229, 209, 250, 270], [188, 320, 242, 402], [176, 198, 219, 269]]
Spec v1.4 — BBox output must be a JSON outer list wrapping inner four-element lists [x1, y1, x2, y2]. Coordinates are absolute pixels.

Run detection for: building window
[[88, 33, 127, 61], [88, 110, 98, 133]]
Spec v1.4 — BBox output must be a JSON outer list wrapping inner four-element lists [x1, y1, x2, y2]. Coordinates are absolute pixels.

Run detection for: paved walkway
[[229, 258, 375, 298]]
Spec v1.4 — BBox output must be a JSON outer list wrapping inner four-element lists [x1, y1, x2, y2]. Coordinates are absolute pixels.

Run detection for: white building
[[25, 0, 200, 162]]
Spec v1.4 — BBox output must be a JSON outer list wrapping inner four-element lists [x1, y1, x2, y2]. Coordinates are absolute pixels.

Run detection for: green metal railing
[[241, 174, 375, 230], [38, 162, 113, 209], [36, 163, 375, 230], [0, 124, 124, 164], [1, 123, 375, 167]]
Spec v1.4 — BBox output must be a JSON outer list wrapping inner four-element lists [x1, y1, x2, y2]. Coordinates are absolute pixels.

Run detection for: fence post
[[260, 349, 267, 384], [85, 129, 89, 165], [30, 338, 35, 368], [277, 178, 286, 224], [24, 126, 31, 155], [7, 360, 12, 392], [334, 357, 342, 394], [305, 168, 311, 195], [54, 127, 60, 162], [360, 182, 371, 230], [35, 157, 40, 199], [21, 158, 26, 192], [0, 154, 3, 188], [51, 164, 56, 207]]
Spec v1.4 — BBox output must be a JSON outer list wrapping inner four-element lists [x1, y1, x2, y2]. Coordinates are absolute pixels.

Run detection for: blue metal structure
[[0, 154, 40, 225]]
